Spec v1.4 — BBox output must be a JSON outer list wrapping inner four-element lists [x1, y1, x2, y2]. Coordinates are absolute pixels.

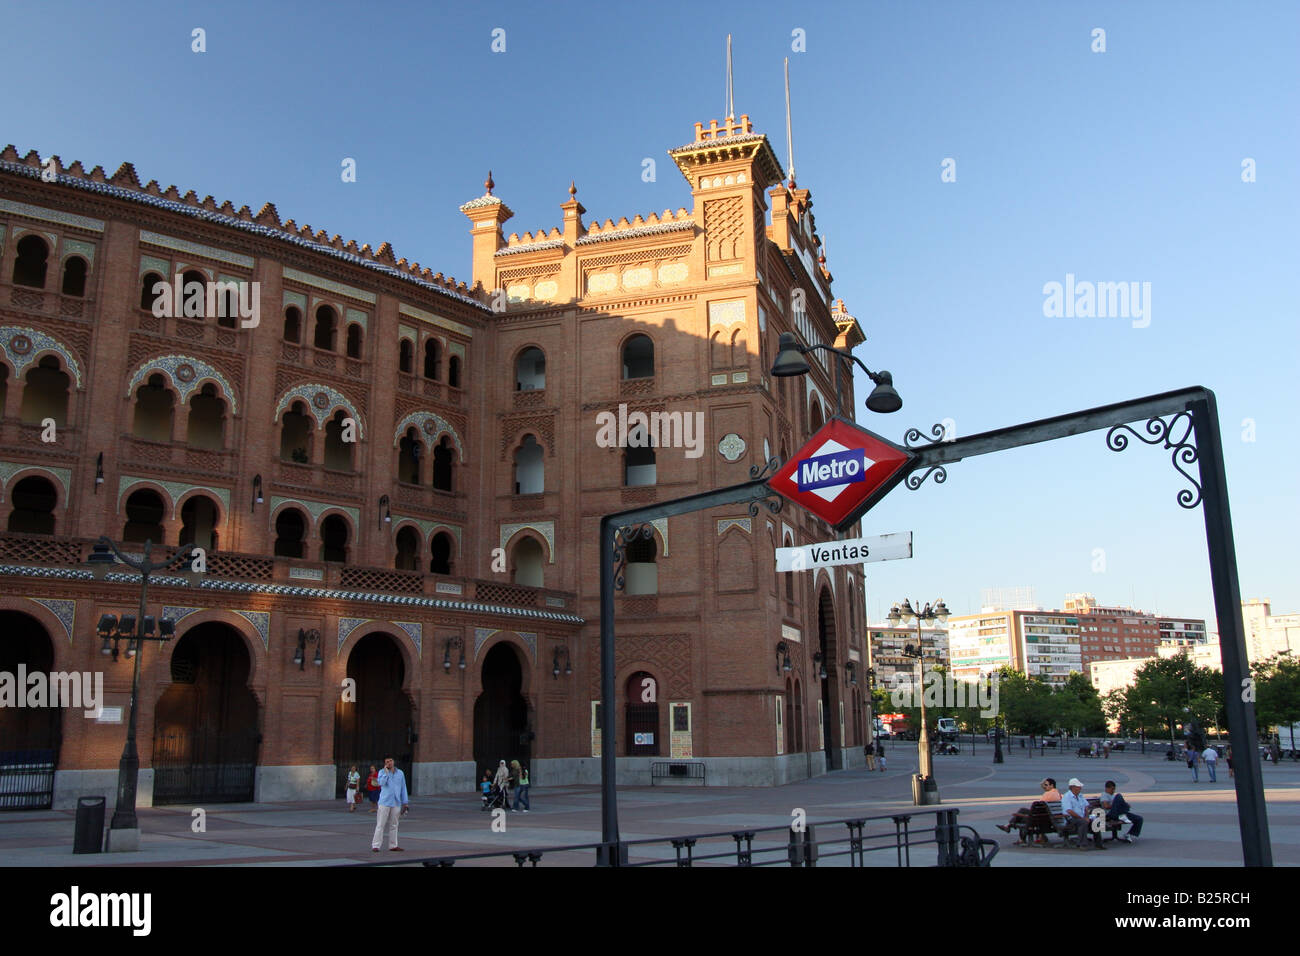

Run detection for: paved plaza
[[3, 746, 1295, 866]]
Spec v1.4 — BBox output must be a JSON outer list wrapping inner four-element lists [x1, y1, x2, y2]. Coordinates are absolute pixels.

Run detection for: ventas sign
[[768, 418, 915, 529]]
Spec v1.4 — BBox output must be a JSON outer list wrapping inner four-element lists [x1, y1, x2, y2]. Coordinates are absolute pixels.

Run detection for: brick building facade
[[0, 111, 871, 809]]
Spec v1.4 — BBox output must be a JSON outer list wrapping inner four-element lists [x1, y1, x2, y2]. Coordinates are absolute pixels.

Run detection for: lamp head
[[866, 371, 902, 413], [770, 332, 810, 377]]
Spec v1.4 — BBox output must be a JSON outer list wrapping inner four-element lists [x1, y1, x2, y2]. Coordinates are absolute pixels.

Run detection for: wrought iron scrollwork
[[611, 523, 655, 592], [750, 456, 781, 480], [1105, 412, 1201, 509], [904, 424, 947, 449], [904, 466, 947, 490], [748, 494, 784, 519]]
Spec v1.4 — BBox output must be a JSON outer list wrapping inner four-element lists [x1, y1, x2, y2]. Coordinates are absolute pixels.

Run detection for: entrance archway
[[817, 586, 840, 769], [333, 632, 412, 797], [473, 642, 530, 777], [0, 611, 61, 809], [625, 670, 660, 756], [152, 622, 260, 804]]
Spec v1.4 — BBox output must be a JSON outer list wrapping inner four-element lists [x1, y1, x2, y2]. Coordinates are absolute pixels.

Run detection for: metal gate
[[152, 730, 259, 804], [0, 748, 57, 810], [625, 702, 660, 756]]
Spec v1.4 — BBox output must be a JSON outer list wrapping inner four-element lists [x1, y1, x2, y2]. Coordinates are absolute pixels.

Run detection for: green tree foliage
[[1130, 656, 1222, 743], [1253, 653, 1300, 748]]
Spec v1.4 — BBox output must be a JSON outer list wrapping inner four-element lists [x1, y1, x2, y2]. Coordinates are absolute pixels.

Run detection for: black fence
[[339, 807, 998, 868], [152, 731, 259, 804], [0, 748, 57, 810]]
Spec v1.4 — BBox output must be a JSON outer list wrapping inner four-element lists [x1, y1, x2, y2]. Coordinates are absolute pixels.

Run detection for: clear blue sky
[[3, 1, 1296, 630]]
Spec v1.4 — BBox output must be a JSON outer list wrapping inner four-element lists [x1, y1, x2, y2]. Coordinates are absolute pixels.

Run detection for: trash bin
[[73, 796, 106, 854]]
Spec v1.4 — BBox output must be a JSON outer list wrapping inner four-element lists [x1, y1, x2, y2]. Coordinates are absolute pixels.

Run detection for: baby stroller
[[481, 783, 508, 811]]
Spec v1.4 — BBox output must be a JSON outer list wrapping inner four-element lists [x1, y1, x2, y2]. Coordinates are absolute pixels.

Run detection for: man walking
[[1098, 780, 1143, 842], [371, 756, 409, 853], [1202, 744, 1218, 782]]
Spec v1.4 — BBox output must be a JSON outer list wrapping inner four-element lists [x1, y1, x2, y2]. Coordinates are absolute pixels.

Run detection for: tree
[[1057, 672, 1107, 736], [1254, 653, 1300, 750]]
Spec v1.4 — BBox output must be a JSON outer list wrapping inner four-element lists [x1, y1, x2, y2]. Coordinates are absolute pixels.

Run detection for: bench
[[1015, 799, 1122, 847], [1077, 747, 1098, 757], [650, 761, 706, 786]]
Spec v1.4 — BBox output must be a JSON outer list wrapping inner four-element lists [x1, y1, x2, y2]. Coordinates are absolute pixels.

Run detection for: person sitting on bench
[[1062, 778, 1103, 848], [1098, 780, 1143, 842], [996, 778, 1060, 833]]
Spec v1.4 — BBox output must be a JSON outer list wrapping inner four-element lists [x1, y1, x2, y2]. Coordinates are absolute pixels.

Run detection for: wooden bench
[[1015, 799, 1122, 847]]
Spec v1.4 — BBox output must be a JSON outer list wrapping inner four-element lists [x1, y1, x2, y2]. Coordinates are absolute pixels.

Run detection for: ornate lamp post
[[87, 536, 196, 851], [890, 598, 949, 804]]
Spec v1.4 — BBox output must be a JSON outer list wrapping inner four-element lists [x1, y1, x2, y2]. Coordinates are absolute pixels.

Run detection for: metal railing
[[339, 807, 998, 868]]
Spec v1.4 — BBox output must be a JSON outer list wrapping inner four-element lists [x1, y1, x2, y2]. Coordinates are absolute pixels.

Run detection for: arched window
[[622, 334, 654, 379], [7, 476, 56, 535], [512, 537, 544, 588], [283, 306, 302, 343], [140, 272, 164, 310], [394, 526, 420, 571], [624, 534, 657, 595], [397, 427, 422, 484], [516, 347, 545, 391], [345, 324, 363, 359], [19, 356, 70, 426], [730, 328, 747, 368], [432, 436, 453, 492], [429, 532, 453, 575], [319, 514, 349, 563], [273, 509, 306, 558], [131, 374, 174, 441], [314, 305, 337, 350], [624, 442, 655, 487], [448, 355, 461, 389], [513, 434, 544, 495], [785, 677, 796, 755], [123, 489, 165, 543], [783, 534, 795, 606], [279, 401, 312, 462], [186, 383, 226, 450], [323, 410, 352, 471], [215, 283, 238, 328], [398, 339, 414, 374], [423, 339, 440, 380], [12, 235, 49, 288], [809, 399, 824, 434], [60, 257, 88, 297], [180, 271, 207, 318], [179, 495, 220, 552]]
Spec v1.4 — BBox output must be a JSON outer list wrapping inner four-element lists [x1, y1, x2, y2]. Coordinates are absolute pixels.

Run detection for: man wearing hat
[[1061, 778, 1103, 849]]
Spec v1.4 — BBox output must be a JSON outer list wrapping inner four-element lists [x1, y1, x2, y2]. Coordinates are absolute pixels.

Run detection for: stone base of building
[[530, 752, 838, 788], [414, 761, 476, 794], [53, 769, 152, 810], [255, 765, 335, 802]]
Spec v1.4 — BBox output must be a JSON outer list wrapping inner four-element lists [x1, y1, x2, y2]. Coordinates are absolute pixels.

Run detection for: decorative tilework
[[338, 617, 368, 652], [473, 627, 497, 657], [399, 303, 473, 338], [28, 598, 75, 644], [500, 521, 555, 563], [718, 433, 746, 461], [288, 567, 324, 581], [140, 230, 252, 267], [0, 198, 104, 232], [398, 324, 416, 343], [708, 299, 746, 328], [716, 517, 752, 536], [393, 411, 462, 460], [658, 262, 688, 284], [518, 632, 537, 659], [283, 267, 376, 305], [283, 290, 307, 311], [233, 610, 270, 650], [435, 582, 463, 595], [62, 239, 96, 265], [0, 327, 85, 388], [345, 308, 368, 331], [392, 621, 422, 658], [162, 606, 204, 628], [269, 496, 360, 527], [140, 255, 170, 276], [125, 354, 238, 413], [0, 462, 71, 501], [119, 477, 230, 518], [650, 518, 669, 556], [392, 516, 462, 548], [273, 383, 364, 437], [448, 342, 465, 360]]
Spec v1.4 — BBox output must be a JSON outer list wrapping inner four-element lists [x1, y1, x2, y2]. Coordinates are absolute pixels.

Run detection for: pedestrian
[[345, 764, 360, 812], [512, 759, 531, 812], [365, 764, 380, 812], [370, 756, 409, 852], [1103, 741, 1111, 759], [493, 759, 512, 810], [1098, 780, 1143, 843], [1226, 744, 1234, 779], [864, 739, 876, 771], [1202, 744, 1218, 782], [878, 749, 887, 772], [1185, 744, 1199, 782]]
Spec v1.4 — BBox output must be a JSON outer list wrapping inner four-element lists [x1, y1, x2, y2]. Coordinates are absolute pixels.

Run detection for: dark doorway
[[6, 476, 57, 535], [0, 612, 61, 810], [334, 633, 413, 797], [473, 642, 530, 777], [818, 587, 840, 770], [152, 622, 260, 804], [625, 670, 660, 757]]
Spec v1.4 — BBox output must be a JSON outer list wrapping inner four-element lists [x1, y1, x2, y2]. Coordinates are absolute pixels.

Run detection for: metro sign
[[768, 418, 915, 530]]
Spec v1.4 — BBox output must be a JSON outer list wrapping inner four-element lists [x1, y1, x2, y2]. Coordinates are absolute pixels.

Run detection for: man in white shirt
[[1061, 778, 1102, 848], [1202, 745, 1219, 782]]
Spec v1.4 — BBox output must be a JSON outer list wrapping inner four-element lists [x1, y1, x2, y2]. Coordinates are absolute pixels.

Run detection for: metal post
[[1189, 395, 1271, 866], [916, 618, 931, 780], [109, 545, 151, 834], [598, 517, 619, 862]]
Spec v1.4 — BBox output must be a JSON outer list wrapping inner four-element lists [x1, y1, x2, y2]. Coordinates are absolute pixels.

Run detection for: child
[[345, 765, 360, 812], [878, 751, 887, 772]]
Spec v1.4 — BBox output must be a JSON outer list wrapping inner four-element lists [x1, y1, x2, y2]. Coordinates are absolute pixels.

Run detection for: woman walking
[[1185, 744, 1200, 782], [366, 764, 381, 812], [511, 759, 531, 812], [346, 765, 361, 812], [493, 759, 512, 810], [1226, 744, 1234, 779]]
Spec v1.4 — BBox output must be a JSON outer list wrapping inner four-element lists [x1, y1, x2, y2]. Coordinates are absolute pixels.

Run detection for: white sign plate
[[775, 531, 912, 572]]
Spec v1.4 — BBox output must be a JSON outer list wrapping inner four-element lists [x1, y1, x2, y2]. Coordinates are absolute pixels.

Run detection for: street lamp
[[769, 332, 902, 415], [293, 628, 323, 670], [890, 598, 949, 805], [86, 536, 196, 851]]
